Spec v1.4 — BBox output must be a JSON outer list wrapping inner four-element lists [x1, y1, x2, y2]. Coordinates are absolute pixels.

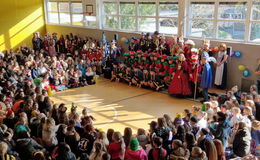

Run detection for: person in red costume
[[168, 54, 192, 96], [188, 54, 202, 99], [184, 40, 195, 64]]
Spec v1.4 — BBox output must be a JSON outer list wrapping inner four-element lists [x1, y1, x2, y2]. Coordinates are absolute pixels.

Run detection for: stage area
[[51, 78, 199, 133]]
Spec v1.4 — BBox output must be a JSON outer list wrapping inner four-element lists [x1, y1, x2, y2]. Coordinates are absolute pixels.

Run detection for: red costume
[[188, 63, 202, 83], [168, 60, 192, 95]]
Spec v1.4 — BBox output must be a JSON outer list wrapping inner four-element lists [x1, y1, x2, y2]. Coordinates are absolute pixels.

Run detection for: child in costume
[[111, 62, 119, 82], [123, 65, 133, 85], [159, 55, 169, 79], [148, 68, 164, 91], [154, 53, 162, 74], [214, 43, 228, 89], [117, 63, 126, 82], [168, 54, 191, 96], [140, 68, 150, 88], [164, 56, 177, 86], [188, 54, 202, 99], [200, 54, 214, 102], [142, 53, 150, 69], [131, 66, 143, 88]]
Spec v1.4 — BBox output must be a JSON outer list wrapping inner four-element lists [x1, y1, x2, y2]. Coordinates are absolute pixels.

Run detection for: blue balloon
[[125, 39, 130, 44], [235, 51, 242, 58], [243, 69, 250, 77]]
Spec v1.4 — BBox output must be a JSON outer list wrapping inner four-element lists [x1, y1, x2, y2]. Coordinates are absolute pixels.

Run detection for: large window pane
[[71, 3, 83, 13], [159, 2, 178, 17], [120, 2, 135, 15], [190, 20, 214, 38], [190, 2, 214, 19], [104, 2, 117, 15], [217, 22, 245, 40], [138, 18, 156, 32], [120, 16, 136, 30], [59, 2, 70, 12], [250, 23, 260, 42], [252, 2, 260, 21], [72, 14, 83, 26], [59, 13, 71, 24], [84, 16, 96, 28], [218, 2, 247, 20], [48, 2, 58, 12], [104, 16, 118, 29], [159, 18, 178, 34], [138, 2, 156, 16], [48, 12, 59, 23]]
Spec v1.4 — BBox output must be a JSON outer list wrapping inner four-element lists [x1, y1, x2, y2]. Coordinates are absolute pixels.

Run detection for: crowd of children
[[0, 31, 259, 160], [0, 82, 259, 160], [111, 32, 229, 102]]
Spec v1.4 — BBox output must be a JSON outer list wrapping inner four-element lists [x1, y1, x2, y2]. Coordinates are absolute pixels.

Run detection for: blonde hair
[[232, 107, 241, 114], [246, 100, 255, 107], [219, 43, 227, 51], [243, 106, 253, 116], [192, 147, 207, 159], [112, 132, 125, 154]]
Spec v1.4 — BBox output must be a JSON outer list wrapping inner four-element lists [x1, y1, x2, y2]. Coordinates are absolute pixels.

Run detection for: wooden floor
[[51, 78, 199, 133]]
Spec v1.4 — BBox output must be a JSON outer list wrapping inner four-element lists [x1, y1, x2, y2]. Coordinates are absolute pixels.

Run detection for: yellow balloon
[[238, 65, 246, 71]]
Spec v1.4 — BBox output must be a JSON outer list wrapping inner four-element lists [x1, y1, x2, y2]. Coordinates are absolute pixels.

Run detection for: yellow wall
[[0, 0, 46, 51]]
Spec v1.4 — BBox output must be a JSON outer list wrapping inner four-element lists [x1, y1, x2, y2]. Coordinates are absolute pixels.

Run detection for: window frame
[[249, 1, 260, 42], [100, 0, 179, 35], [186, 0, 255, 43], [44, 0, 260, 45]]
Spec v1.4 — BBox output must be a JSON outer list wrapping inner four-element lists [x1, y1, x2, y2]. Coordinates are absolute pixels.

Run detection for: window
[[138, 2, 156, 32], [71, 3, 83, 26], [188, 2, 215, 38], [159, 2, 178, 34], [58, 2, 71, 24], [217, 22, 245, 40], [47, 1, 84, 26], [190, 20, 214, 38], [218, 2, 247, 20], [47, 2, 59, 23], [45, 0, 260, 44], [190, 2, 214, 19], [120, 2, 136, 30], [120, 2, 135, 15], [159, 2, 178, 17], [217, 2, 246, 40], [139, 18, 156, 32], [187, 1, 249, 41], [250, 2, 260, 42], [103, 2, 118, 29], [101, 0, 178, 34], [138, 2, 156, 16]]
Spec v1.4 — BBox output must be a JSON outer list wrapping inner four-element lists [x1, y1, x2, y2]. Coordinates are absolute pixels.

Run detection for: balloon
[[211, 47, 219, 53], [231, 51, 236, 57], [235, 51, 242, 58], [243, 69, 250, 77], [125, 39, 130, 44], [120, 37, 127, 43], [238, 65, 246, 71], [99, 41, 102, 46]]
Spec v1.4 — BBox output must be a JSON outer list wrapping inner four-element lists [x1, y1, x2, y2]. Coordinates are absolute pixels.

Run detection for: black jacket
[[16, 138, 45, 160]]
